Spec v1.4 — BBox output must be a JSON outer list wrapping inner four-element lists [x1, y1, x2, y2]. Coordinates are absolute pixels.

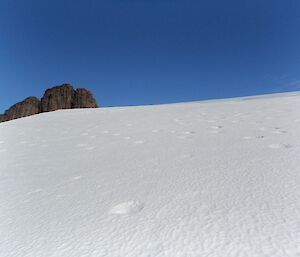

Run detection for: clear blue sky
[[0, 0, 299, 112]]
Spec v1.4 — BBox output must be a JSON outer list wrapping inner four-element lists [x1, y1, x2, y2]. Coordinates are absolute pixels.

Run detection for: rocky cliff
[[0, 84, 98, 123], [41, 84, 75, 112], [72, 88, 98, 108], [0, 97, 41, 122]]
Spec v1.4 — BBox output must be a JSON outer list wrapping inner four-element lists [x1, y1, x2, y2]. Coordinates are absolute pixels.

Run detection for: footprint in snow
[[110, 201, 144, 215], [180, 154, 194, 159], [210, 126, 223, 129], [85, 146, 96, 151], [76, 143, 88, 148], [242, 135, 265, 140], [271, 128, 287, 134], [184, 131, 195, 135], [134, 140, 145, 144], [208, 130, 220, 134], [27, 188, 42, 195], [272, 130, 287, 134], [268, 144, 292, 149], [258, 127, 268, 131]]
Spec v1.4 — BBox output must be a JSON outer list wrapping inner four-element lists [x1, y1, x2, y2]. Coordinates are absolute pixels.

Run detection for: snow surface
[[1, 92, 300, 257]]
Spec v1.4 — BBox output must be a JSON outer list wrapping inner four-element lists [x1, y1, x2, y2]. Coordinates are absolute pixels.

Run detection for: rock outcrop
[[41, 84, 75, 112], [41, 84, 98, 112], [72, 88, 98, 108], [0, 84, 98, 123], [0, 97, 41, 122]]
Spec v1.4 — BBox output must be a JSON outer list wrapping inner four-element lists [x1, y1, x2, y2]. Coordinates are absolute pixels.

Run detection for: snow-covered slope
[[1, 92, 300, 257]]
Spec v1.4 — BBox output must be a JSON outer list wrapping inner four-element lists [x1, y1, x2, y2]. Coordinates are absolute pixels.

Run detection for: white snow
[[1, 92, 300, 256], [109, 201, 144, 215]]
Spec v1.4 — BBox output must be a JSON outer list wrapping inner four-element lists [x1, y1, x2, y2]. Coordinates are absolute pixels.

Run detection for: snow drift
[[1, 92, 300, 257]]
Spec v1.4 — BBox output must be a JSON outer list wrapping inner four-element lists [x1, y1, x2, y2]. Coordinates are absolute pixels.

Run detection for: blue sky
[[0, 0, 299, 112]]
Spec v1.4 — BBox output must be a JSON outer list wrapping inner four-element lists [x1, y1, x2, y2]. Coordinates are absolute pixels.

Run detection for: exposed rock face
[[73, 88, 98, 108], [0, 114, 6, 123], [41, 84, 98, 112], [0, 84, 98, 123], [0, 97, 40, 122], [41, 84, 75, 112]]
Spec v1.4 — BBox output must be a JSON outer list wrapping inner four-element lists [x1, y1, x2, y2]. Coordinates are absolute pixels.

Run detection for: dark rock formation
[[0, 114, 6, 123], [0, 84, 98, 123], [41, 84, 75, 112], [72, 88, 98, 108], [41, 84, 98, 112], [0, 97, 40, 122]]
